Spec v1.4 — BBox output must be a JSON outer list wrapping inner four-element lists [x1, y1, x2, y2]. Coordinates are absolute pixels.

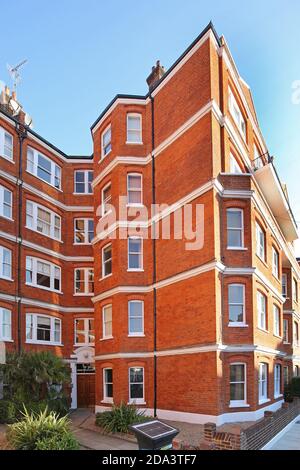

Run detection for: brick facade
[[1, 22, 300, 423]]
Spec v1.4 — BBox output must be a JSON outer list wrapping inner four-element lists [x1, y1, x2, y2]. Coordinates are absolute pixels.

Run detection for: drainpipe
[[150, 93, 157, 417], [15, 119, 27, 353]]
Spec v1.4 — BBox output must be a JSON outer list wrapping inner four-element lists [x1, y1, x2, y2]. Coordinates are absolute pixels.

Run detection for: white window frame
[[0, 307, 12, 341], [229, 154, 243, 174], [228, 87, 246, 140], [26, 256, 61, 293], [102, 244, 112, 278], [294, 366, 299, 377], [284, 366, 289, 384], [282, 273, 287, 298], [272, 247, 279, 279], [0, 127, 13, 161], [128, 367, 145, 404], [103, 368, 113, 403], [128, 300, 144, 336], [101, 125, 112, 159], [26, 313, 61, 345], [101, 182, 112, 217], [26, 146, 61, 190], [292, 278, 298, 303], [127, 173, 143, 206], [0, 246, 12, 280], [294, 321, 299, 347], [229, 363, 247, 407], [126, 113, 142, 144], [26, 200, 61, 241], [74, 318, 94, 345], [74, 218, 94, 244], [74, 170, 93, 194], [274, 364, 281, 398], [0, 185, 13, 220], [283, 319, 289, 343], [102, 304, 112, 339], [228, 284, 246, 326], [74, 268, 94, 296], [273, 304, 280, 337], [254, 144, 264, 170], [256, 222, 266, 262], [128, 237, 143, 271], [258, 363, 268, 404], [227, 208, 244, 249], [257, 291, 267, 331]]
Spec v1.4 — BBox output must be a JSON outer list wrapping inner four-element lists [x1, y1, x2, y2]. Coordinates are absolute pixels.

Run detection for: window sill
[[227, 246, 248, 251], [283, 342, 291, 345], [273, 333, 282, 339], [101, 399, 113, 404], [0, 338, 13, 343], [257, 327, 269, 334], [127, 269, 144, 272], [229, 402, 250, 408], [73, 293, 94, 297], [0, 215, 14, 222], [25, 283, 63, 294], [73, 243, 92, 246], [128, 400, 146, 406], [100, 150, 112, 161], [255, 254, 268, 268], [26, 340, 63, 346], [126, 204, 144, 208], [258, 398, 270, 405], [73, 192, 93, 196], [100, 273, 112, 281], [274, 394, 283, 400], [228, 323, 248, 328], [74, 343, 95, 347], [100, 336, 113, 341], [128, 334, 145, 337], [26, 226, 63, 243], [0, 276, 14, 282], [125, 141, 143, 145], [0, 154, 15, 164]]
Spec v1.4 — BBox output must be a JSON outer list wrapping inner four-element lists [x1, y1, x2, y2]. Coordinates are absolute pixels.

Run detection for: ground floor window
[[230, 363, 246, 406], [129, 367, 144, 404], [274, 364, 281, 397], [258, 363, 268, 403], [0, 307, 11, 341], [284, 366, 289, 385], [103, 368, 113, 403]]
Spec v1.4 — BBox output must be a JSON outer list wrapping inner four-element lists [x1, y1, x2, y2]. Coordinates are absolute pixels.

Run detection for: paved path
[[268, 420, 300, 450], [70, 409, 138, 451]]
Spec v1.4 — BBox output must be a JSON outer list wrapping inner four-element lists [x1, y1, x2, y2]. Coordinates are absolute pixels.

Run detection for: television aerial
[[7, 59, 28, 92]]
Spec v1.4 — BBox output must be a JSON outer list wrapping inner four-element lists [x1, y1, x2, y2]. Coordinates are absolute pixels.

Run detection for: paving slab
[[268, 421, 300, 450]]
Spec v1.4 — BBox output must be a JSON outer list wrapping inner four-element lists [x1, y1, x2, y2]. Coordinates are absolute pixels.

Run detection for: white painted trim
[[92, 98, 148, 135], [95, 399, 284, 425], [93, 155, 151, 188], [262, 414, 300, 450], [0, 292, 94, 313], [95, 342, 287, 361]]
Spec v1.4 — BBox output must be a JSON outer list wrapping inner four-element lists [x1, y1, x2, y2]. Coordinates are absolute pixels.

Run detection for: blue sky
[[1, 0, 300, 253]]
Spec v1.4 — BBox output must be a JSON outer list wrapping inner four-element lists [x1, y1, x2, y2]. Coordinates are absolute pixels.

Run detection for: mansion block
[[0, 23, 300, 424]]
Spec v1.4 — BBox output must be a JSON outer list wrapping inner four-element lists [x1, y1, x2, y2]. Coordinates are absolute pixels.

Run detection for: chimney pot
[[146, 60, 166, 90]]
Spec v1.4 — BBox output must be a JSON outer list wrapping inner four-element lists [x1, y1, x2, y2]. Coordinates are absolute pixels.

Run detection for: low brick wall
[[203, 399, 300, 450]]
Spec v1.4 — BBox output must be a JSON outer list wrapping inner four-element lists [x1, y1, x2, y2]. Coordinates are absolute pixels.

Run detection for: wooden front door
[[77, 373, 95, 408]]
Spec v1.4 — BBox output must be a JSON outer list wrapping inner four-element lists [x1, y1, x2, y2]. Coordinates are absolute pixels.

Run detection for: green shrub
[[95, 402, 151, 434], [7, 407, 78, 450], [291, 377, 300, 397], [0, 400, 17, 424], [35, 433, 80, 450]]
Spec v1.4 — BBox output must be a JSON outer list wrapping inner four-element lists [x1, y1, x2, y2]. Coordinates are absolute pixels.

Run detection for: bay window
[[101, 125, 111, 158], [102, 183, 112, 216], [102, 305, 112, 339], [128, 300, 144, 336], [102, 244, 112, 277], [26, 314, 61, 344], [27, 147, 61, 189], [103, 368, 113, 403], [0, 127, 13, 160], [273, 305, 280, 337], [274, 364, 281, 398], [26, 257, 61, 292], [257, 291, 267, 331], [228, 284, 245, 325], [272, 247, 279, 279], [128, 237, 143, 270], [256, 222, 266, 261], [26, 201, 61, 240], [74, 170, 93, 194], [74, 218, 94, 244], [126, 114, 142, 143], [227, 209, 244, 249], [258, 363, 268, 403], [228, 87, 246, 139], [74, 268, 94, 295], [127, 173, 142, 205], [0, 246, 12, 280]]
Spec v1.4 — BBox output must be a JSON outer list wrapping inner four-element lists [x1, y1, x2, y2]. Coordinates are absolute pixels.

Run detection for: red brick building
[[1, 22, 300, 424]]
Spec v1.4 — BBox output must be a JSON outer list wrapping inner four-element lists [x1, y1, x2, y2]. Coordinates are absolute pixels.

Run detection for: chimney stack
[[146, 60, 165, 90]]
